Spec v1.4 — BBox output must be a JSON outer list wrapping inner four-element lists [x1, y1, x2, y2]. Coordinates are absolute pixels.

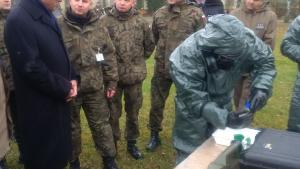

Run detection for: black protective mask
[[216, 54, 236, 70], [203, 50, 238, 71], [202, 50, 218, 73]]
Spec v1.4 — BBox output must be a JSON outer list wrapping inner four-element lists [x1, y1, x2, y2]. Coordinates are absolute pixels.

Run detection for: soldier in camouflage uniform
[[0, 0, 24, 165], [58, 0, 119, 168], [0, 0, 11, 129], [0, 2, 11, 168], [147, 0, 205, 151], [231, 0, 277, 112], [94, 0, 103, 16], [0, 65, 9, 169], [100, 0, 155, 160]]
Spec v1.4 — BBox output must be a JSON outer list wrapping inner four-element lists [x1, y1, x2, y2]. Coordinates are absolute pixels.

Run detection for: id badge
[[96, 48, 104, 62]]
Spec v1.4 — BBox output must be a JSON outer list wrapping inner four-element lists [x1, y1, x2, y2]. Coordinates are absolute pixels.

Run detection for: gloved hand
[[227, 110, 254, 129], [202, 102, 229, 129], [250, 89, 267, 113]]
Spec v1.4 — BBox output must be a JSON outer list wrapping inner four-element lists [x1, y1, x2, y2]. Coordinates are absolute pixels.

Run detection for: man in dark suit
[[4, 0, 78, 169]]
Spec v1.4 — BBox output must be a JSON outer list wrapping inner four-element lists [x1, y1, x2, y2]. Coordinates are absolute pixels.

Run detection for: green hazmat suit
[[170, 14, 276, 164], [281, 16, 300, 132]]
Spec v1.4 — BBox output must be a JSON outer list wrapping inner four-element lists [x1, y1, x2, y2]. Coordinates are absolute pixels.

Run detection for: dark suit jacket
[[4, 0, 76, 168]]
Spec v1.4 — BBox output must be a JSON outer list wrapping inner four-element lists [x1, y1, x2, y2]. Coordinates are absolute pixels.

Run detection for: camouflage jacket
[[230, 0, 277, 50], [152, 3, 205, 79], [58, 10, 118, 93], [100, 7, 155, 85], [0, 10, 14, 93]]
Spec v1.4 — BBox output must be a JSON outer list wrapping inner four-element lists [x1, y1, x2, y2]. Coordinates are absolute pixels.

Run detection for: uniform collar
[[64, 8, 98, 31], [168, 3, 186, 14], [0, 9, 9, 18], [110, 6, 137, 21]]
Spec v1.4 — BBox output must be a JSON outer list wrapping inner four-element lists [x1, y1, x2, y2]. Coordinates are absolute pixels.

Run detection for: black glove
[[250, 89, 267, 113], [227, 110, 254, 129]]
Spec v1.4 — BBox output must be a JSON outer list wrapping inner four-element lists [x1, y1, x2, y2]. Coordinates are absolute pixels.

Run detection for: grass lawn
[[5, 21, 296, 169]]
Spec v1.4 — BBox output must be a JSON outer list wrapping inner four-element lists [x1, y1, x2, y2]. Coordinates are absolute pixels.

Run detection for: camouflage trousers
[[0, 71, 9, 159], [70, 89, 116, 161], [7, 91, 23, 157], [109, 82, 143, 141], [233, 74, 251, 111], [149, 74, 173, 132]]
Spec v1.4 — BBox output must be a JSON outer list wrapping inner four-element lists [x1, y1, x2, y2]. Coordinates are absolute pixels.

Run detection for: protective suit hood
[[170, 14, 276, 162], [197, 14, 256, 57]]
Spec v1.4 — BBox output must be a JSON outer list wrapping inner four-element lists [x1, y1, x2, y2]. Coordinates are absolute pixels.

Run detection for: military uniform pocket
[[134, 26, 144, 45], [79, 68, 103, 93], [118, 65, 146, 85]]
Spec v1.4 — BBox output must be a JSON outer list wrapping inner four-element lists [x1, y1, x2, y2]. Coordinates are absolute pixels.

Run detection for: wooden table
[[174, 137, 228, 169]]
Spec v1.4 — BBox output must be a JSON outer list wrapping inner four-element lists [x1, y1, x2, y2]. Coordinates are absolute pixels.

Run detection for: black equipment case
[[240, 128, 300, 169]]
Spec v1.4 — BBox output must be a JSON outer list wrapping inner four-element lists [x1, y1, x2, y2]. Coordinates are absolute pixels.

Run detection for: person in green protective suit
[[169, 14, 276, 164], [281, 16, 300, 133]]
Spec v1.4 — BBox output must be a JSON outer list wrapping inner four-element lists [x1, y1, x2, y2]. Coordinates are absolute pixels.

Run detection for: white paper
[[212, 127, 260, 146], [96, 53, 104, 62]]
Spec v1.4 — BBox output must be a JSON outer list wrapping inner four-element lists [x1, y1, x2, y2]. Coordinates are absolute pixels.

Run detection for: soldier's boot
[[69, 158, 80, 169], [146, 131, 161, 151], [127, 140, 143, 160], [102, 156, 119, 169], [0, 159, 9, 169]]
